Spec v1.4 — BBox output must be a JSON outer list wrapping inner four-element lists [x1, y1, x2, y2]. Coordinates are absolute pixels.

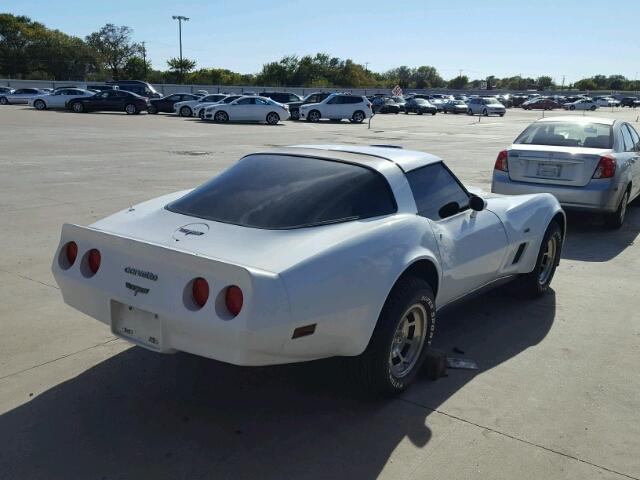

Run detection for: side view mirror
[[469, 195, 487, 212]]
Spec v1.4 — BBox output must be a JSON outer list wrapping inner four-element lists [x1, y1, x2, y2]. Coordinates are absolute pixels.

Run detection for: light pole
[[172, 15, 189, 81]]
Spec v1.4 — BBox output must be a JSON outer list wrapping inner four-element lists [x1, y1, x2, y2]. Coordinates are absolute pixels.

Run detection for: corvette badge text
[[124, 267, 157, 296], [125, 282, 149, 296]]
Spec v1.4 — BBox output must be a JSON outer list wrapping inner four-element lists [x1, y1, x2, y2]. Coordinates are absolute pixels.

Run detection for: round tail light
[[192, 278, 209, 308], [225, 286, 243, 317], [65, 242, 78, 266], [88, 249, 101, 274]]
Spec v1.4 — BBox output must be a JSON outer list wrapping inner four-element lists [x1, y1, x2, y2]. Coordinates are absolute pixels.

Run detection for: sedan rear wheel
[[180, 106, 192, 117], [0, 97, 8, 105], [569, 105, 576, 111], [266, 112, 280, 125], [34, 99, 46, 110], [198, 109, 205, 119], [72, 102, 84, 113], [604, 190, 629, 229], [214, 110, 229, 123], [125, 103, 137, 115], [148, 104, 158, 114]]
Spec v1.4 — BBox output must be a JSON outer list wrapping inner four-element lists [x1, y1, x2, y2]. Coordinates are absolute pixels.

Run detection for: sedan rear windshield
[[515, 121, 613, 148], [166, 154, 397, 229]]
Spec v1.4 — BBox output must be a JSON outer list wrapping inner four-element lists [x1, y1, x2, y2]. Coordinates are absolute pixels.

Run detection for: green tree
[[123, 56, 151, 79], [86, 24, 141, 80], [574, 78, 597, 91], [166, 57, 197, 83], [448, 75, 469, 89], [536, 76, 554, 90]]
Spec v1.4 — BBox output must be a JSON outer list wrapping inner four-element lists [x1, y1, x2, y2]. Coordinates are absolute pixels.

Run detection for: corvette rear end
[[52, 223, 292, 366]]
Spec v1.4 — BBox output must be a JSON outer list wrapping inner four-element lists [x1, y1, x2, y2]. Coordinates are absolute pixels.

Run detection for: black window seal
[[164, 152, 398, 230]]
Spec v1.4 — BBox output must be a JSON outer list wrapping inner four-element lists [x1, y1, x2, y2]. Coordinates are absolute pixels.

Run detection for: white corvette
[[52, 145, 565, 393]]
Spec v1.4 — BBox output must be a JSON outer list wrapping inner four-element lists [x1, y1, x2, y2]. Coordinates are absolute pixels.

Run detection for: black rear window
[[166, 154, 397, 229]]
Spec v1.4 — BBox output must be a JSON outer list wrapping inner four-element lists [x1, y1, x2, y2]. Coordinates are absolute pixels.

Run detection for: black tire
[[467, 109, 473, 115], [34, 99, 46, 110], [71, 102, 84, 113], [352, 276, 436, 394], [180, 106, 192, 117], [590, 105, 596, 111], [482, 108, 488, 116], [499, 113, 505, 117], [431, 111, 436, 116], [125, 103, 137, 115], [569, 105, 575, 111], [198, 109, 205, 119], [148, 104, 158, 114], [515, 221, 562, 298], [0, 97, 8, 105], [307, 109, 321, 122], [214, 110, 229, 123], [604, 189, 629, 229], [352, 110, 365, 123], [266, 111, 280, 125], [290, 110, 300, 121]]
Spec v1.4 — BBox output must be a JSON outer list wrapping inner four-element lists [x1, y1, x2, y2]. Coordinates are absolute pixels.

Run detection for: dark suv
[[620, 97, 640, 108], [107, 80, 161, 98], [288, 92, 332, 120], [260, 91, 302, 105]]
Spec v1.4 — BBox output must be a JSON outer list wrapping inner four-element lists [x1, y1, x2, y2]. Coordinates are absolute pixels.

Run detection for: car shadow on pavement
[[561, 204, 640, 262], [0, 291, 555, 480]]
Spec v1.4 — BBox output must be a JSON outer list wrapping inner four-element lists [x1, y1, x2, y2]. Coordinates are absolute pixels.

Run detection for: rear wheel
[[72, 102, 84, 113], [590, 105, 597, 111], [307, 110, 321, 122], [125, 103, 137, 115], [198, 109, 205, 119], [148, 104, 158, 114], [482, 108, 488, 116], [290, 109, 300, 121], [214, 110, 229, 123], [180, 106, 192, 117], [0, 97, 8, 105], [515, 222, 562, 297], [604, 190, 629, 229], [34, 99, 46, 110], [266, 112, 280, 125], [352, 110, 365, 123], [352, 276, 436, 394], [569, 105, 575, 111]]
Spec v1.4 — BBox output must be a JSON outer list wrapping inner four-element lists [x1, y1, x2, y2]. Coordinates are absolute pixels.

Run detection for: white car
[[29, 88, 94, 110], [203, 96, 290, 124], [564, 99, 598, 111], [299, 93, 372, 123], [467, 97, 506, 116], [173, 94, 228, 117], [594, 97, 620, 108], [52, 145, 565, 393], [0, 88, 48, 105]]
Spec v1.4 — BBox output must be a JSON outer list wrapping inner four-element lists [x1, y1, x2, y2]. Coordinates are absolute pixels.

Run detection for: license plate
[[111, 302, 162, 350], [537, 163, 561, 178]]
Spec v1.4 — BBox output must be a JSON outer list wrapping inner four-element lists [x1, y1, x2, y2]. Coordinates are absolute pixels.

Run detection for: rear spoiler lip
[[56, 223, 279, 277]]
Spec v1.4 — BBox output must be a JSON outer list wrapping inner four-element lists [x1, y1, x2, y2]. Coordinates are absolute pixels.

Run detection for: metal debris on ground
[[446, 357, 479, 370]]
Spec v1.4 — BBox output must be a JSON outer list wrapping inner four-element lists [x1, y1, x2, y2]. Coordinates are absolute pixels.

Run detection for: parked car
[[562, 95, 587, 105], [442, 100, 468, 114], [288, 92, 333, 120], [67, 90, 149, 114], [404, 98, 437, 115], [107, 80, 161, 98], [299, 93, 372, 123], [203, 96, 289, 124], [467, 97, 506, 116], [51, 145, 564, 394], [194, 95, 242, 119], [593, 97, 620, 108], [391, 96, 406, 111], [492, 116, 640, 228], [173, 94, 228, 117], [148, 93, 200, 114], [521, 98, 563, 110], [260, 92, 303, 105], [0, 88, 47, 105], [620, 97, 640, 108], [377, 98, 401, 114], [564, 99, 598, 111], [29, 88, 94, 110]]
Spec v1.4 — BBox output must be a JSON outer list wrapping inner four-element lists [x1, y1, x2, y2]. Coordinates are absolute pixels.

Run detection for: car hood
[[90, 191, 403, 274], [299, 103, 322, 110]]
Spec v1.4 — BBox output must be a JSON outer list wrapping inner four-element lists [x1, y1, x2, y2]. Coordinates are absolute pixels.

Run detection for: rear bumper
[[491, 171, 623, 212]]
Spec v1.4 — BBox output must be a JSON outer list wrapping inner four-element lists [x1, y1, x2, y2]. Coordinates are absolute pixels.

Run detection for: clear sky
[[4, 0, 640, 82]]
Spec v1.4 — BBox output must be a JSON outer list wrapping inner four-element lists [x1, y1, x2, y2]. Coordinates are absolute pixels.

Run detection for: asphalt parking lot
[[1, 106, 639, 480]]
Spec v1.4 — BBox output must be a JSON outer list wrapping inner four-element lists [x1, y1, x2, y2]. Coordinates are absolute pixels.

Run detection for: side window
[[288, 94, 298, 102], [620, 124, 634, 152], [14, 89, 25, 94], [255, 98, 268, 105], [168, 94, 181, 101], [407, 163, 470, 220], [626, 124, 640, 151], [326, 96, 340, 104], [236, 97, 255, 105]]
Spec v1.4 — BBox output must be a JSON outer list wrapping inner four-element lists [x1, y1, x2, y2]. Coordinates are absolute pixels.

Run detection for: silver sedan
[[492, 116, 640, 228]]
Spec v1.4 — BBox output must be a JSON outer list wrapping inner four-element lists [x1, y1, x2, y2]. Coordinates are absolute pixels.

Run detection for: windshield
[[166, 154, 397, 229], [515, 121, 613, 148]]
